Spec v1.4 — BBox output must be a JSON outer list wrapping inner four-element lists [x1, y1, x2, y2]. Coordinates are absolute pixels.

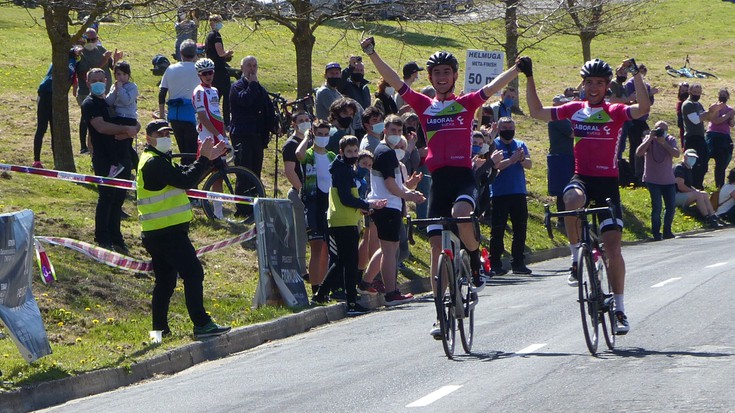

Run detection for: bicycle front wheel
[[577, 245, 599, 355], [598, 249, 616, 350], [693, 70, 718, 79], [436, 252, 456, 359], [457, 249, 475, 354], [201, 166, 265, 223]]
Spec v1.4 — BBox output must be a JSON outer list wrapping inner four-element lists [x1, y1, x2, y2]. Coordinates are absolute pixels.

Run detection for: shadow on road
[[607, 347, 734, 359]]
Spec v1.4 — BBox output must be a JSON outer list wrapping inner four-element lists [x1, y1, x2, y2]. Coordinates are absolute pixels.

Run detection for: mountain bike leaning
[[408, 215, 481, 359], [544, 199, 617, 355]]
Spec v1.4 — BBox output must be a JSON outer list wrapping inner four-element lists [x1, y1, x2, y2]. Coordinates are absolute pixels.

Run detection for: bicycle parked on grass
[[174, 149, 264, 223], [665, 55, 718, 79], [408, 215, 481, 359], [543, 200, 617, 355]]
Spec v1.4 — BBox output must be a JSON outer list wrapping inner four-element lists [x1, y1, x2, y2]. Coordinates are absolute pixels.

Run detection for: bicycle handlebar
[[406, 215, 479, 246], [543, 198, 616, 240]]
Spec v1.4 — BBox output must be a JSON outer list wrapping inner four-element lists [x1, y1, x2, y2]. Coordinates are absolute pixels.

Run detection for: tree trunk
[[504, 0, 520, 111], [292, 20, 316, 98], [44, 5, 76, 172], [580, 32, 594, 63]]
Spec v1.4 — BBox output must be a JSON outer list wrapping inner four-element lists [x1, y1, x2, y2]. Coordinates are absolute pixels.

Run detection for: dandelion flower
[[75, 338, 82, 343], [92, 319, 99, 324], [85, 307, 91, 312], [58, 321, 64, 327]]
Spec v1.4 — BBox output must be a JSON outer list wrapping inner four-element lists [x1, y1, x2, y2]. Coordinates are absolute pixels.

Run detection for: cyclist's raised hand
[[360, 37, 376, 55], [515, 56, 533, 77]]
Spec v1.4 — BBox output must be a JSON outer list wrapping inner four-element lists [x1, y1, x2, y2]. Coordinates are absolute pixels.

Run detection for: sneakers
[[568, 263, 578, 287], [429, 322, 441, 340], [213, 201, 225, 220], [489, 267, 508, 277], [330, 289, 347, 301], [707, 215, 723, 228], [372, 278, 386, 294], [31, 161, 44, 169], [108, 163, 125, 178], [662, 232, 676, 240], [384, 290, 414, 306], [615, 311, 630, 335], [80, 147, 90, 155], [311, 294, 330, 305], [512, 264, 532, 275], [357, 280, 378, 295], [346, 302, 370, 316], [471, 274, 485, 293], [193, 321, 231, 339], [111, 242, 130, 256]]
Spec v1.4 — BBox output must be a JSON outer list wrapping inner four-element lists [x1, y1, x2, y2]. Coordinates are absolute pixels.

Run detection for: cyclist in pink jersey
[[520, 56, 650, 335], [361, 37, 521, 338]]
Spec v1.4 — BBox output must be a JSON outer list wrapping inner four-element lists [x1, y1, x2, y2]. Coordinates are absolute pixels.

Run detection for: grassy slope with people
[[0, 0, 733, 388]]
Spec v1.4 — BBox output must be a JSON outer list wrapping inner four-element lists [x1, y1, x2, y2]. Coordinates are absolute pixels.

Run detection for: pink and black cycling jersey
[[551, 101, 632, 178], [399, 85, 487, 173]]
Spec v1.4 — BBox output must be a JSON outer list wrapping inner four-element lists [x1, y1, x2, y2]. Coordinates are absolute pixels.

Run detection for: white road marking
[[515, 343, 547, 355], [651, 277, 682, 288], [406, 385, 462, 407], [705, 262, 727, 268]]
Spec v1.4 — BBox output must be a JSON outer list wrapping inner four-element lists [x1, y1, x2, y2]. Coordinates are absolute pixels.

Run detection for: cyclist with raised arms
[[518, 56, 650, 334], [360, 37, 521, 338]]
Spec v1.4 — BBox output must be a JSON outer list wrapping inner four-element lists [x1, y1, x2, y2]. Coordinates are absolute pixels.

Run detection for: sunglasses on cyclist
[[199, 70, 214, 76]]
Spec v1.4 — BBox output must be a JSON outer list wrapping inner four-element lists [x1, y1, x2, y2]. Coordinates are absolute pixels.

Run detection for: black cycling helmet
[[426, 51, 459, 72], [580, 58, 613, 80]]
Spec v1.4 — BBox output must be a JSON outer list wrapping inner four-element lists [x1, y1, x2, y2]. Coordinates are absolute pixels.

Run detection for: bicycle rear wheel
[[693, 70, 718, 79], [598, 250, 616, 350], [436, 252, 456, 359], [577, 245, 599, 354], [457, 250, 475, 354], [201, 166, 264, 223]]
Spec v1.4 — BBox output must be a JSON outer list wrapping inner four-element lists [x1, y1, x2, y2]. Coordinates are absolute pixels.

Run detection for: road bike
[[174, 151, 264, 224], [407, 215, 480, 359], [544, 200, 616, 355], [665, 55, 718, 79]]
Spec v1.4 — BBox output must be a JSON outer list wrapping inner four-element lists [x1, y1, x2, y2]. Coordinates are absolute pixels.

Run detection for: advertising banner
[[0, 210, 52, 363], [252, 199, 309, 308]]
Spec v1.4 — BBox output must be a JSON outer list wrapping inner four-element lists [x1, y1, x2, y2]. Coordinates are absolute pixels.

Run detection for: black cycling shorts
[[564, 175, 623, 233], [427, 166, 477, 237]]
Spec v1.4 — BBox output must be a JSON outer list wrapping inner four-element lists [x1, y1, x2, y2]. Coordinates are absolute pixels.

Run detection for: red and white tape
[[35, 226, 257, 275], [0, 163, 256, 204]]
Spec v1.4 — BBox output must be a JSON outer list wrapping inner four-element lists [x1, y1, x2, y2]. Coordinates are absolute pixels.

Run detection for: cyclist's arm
[[197, 111, 224, 139], [479, 64, 520, 98], [628, 72, 650, 119], [525, 75, 553, 122], [364, 50, 405, 91]]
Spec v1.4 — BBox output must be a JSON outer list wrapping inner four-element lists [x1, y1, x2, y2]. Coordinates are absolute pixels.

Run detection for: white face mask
[[685, 157, 696, 168], [386, 134, 402, 146], [314, 136, 330, 148], [479, 143, 490, 156], [297, 122, 311, 134], [394, 149, 406, 160], [154, 137, 173, 153], [83, 43, 96, 51], [385, 87, 396, 96]]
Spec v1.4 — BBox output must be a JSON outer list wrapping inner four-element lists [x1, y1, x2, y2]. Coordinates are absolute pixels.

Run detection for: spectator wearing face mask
[[205, 14, 234, 127], [394, 61, 423, 110], [315, 62, 344, 121], [373, 77, 397, 116], [488, 87, 518, 120], [681, 83, 716, 189], [674, 149, 721, 228], [340, 56, 371, 110], [326, 97, 358, 153], [676, 82, 690, 148]]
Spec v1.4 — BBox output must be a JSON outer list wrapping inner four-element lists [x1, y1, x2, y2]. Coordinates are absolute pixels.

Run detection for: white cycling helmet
[[195, 58, 215, 73]]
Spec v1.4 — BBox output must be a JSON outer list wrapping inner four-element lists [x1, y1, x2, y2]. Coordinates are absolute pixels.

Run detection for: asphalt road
[[41, 228, 735, 413]]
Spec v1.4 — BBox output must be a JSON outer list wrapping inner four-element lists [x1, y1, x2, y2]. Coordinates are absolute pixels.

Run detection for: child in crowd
[[105, 61, 138, 177], [296, 119, 335, 299], [313, 136, 387, 315]]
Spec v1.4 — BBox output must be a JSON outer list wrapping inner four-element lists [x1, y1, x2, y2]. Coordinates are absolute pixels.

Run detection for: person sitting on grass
[[715, 168, 735, 224], [674, 149, 722, 228]]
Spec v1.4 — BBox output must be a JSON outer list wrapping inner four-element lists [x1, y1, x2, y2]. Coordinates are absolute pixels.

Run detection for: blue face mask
[[215, 22, 223, 31], [356, 166, 369, 179], [503, 96, 515, 107], [90, 81, 106, 96], [372, 122, 385, 135], [472, 145, 482, 155]]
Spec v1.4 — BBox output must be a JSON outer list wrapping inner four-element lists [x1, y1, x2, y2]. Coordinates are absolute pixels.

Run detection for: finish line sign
[[463, 49, 505, 94]]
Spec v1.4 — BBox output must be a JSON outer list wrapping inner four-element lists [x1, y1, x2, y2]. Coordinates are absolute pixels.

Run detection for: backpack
[[151, 54, 171, 76], [710, 188, 722, 211]]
